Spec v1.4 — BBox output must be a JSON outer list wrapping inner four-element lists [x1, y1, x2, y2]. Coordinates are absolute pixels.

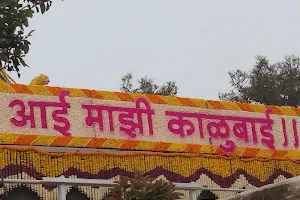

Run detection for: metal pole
[[175, 182, 249, 192], [58, 183, 66, 200], [57, 176, 67, 200], [189, 190, 197, 200]]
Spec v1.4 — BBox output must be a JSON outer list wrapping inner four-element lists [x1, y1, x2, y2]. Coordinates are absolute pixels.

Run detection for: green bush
[[103, 173, 183, 200]]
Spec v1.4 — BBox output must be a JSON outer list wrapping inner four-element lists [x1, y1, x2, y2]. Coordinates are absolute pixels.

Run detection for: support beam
[[58, 183, 66, 200], [189, 190, 197, 200], [56, 176, 67, 200]]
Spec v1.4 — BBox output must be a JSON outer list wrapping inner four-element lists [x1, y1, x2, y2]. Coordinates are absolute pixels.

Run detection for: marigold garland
[[1, 145, 299, 163], [1, 83, 300, 199], [0, 146, 299, 180], [0, 146, 299, 199]]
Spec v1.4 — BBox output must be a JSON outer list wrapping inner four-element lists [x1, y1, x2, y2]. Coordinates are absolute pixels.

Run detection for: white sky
[[12, 0, 300, 100]]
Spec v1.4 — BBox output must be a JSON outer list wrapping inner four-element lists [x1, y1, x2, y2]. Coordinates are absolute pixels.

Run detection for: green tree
[[219, 55, 300, 107], [103, 172, 183, 200], [0, 0, 53, 79], [120, 73, 178, 96]]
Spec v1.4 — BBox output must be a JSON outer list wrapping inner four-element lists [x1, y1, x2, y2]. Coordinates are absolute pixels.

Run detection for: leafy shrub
[[103, 173, 183, 200]]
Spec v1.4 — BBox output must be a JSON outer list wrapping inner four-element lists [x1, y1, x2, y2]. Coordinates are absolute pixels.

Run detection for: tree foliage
[[103, 172, 183, 200], [219, 55, 300, 107], [120, 73, 178, 96], [0, 0, 53, 77]]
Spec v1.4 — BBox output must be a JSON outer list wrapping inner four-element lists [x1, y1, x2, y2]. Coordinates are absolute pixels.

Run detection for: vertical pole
[[58, 183, 66, 200], [57, 175, 66, 200], [189, 190, 197, 200]]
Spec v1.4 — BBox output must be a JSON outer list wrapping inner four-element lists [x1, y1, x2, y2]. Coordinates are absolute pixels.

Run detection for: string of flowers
[[0, 146, 299, 185], [0, 145, 299, 162]]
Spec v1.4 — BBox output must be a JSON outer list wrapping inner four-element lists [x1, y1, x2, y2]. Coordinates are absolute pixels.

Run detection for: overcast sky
[[13, 0, 300, 100]]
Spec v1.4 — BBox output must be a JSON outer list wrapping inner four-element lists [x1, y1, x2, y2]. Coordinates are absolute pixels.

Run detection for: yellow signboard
[[1, 83, 300, 159]]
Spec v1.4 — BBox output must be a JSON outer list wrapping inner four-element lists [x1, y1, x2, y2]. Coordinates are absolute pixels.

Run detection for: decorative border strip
[[2, 83, 300, 159], [0, 173, 290, 200], [1, 146, 299, 176], [0, 168, 292, 190], [2, 173, 287, 200], [0, 146, 297, 193], [1, 83, 300, 116], [2, 139, 300, 162]]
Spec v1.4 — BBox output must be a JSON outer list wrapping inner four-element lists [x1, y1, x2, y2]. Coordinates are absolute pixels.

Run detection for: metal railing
[[1, 176, 249, 200]]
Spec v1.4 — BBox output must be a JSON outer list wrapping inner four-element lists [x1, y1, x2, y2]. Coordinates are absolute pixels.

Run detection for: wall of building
[[1, 83, 300, 199]]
